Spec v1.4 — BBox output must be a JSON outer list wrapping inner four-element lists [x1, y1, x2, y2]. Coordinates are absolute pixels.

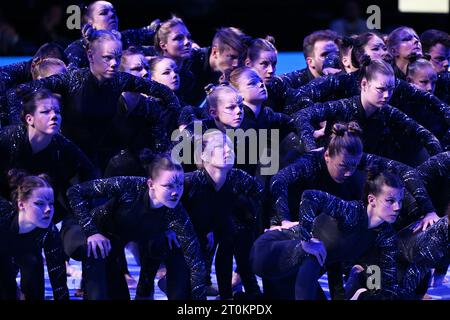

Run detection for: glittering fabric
[[0, 197, 69, 300], [270, 150, 436, 225], [66, 176, 207, 299], [294, 95, 442, 157]]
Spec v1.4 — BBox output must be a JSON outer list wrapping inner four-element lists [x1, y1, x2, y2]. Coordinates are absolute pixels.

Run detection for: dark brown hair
[[325, 122, 363, 157]]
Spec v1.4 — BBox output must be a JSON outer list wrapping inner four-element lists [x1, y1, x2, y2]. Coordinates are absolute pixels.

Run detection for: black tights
[[215, 229, 261, 299]]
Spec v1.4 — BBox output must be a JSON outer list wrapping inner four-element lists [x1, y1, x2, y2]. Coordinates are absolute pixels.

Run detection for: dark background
[[0, 0, 448, 55]]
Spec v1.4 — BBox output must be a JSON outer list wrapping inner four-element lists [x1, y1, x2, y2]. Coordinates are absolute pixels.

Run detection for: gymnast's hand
[[87, 233, 111, 259], [301, 238, 327, 266], [165, 230, 181, 250], [413, 211, 440, 232]]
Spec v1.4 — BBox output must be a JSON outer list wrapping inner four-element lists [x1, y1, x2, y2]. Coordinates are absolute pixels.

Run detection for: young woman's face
[[246, 50, 277, 83], [408, 66, 437, 94], [19, 187, 55, 229], [324, 150, 362, 183], [236, 71, 267, 104], [89, 39, 122, 81], [121, 54, 148, 78], [361, 72, 395, 109], [88, 1, 119, 31], [148, 169, 184, 209], [428, 43, 449, 73], [151, 58, 180, 91], [26, 98, 62, 135], [210, 91, 244, 129], [202, 134, 235, 169], [393, 30, 422, 60], [368, 185, 404, 224], [160, 24, 192, 61], [364, 36, 387, 61]]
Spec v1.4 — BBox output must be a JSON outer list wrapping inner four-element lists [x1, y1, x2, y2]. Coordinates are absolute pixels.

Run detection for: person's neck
[[121, 92, 141, 113], [360, 95, 378, 117], [308, 66, 321, 78], [18, 211, 37, 234], [245, 101, 262, 117], [28, 127, 52, 154], [209, 54, 218, 72], [204, 164, 230, 191], [367, 206, 384, 229], [148, 191, 163, 209], [396, 58, 409, 76]]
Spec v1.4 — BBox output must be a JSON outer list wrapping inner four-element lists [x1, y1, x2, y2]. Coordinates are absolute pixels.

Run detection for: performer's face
[[363, 36, 388, 61], [407, 65, 437, 94], [151, 58, 180, 91], [325, 150, 362, 183], [89, 39, 122, 81], [235, 71, 268, 104], [120, 53, 148, 78], [308, 40, 339, 76], [147, 169, 184, 209], [87, 1, 119, 31], [246, 50, 277, 84], [209, 91, 244, 129], [391, 30, 422, 60], [428, 43, 449, 73], [25, 97, 62, 136], [368, 184, 404, 224], [202, 134, 235, 169], [18, 187, 55, 229], [160, 23, 192, 61], [361, 72, 395, 109]]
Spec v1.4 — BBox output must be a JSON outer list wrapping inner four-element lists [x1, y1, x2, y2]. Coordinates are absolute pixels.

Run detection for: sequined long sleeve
[[398, 217, 449, 299], [270, 152, 324, 224], [367, 226, 402, 299], [67, 176, 147, 237], [298, 189, 364, 237], [384, 103, 442, 156], [6, 69, 180, 124], [294, 99, 348, 150], [294, 96, 442, 155], [166, 204, 207, 300], [228, 168, 265, 224], [435, 72, 450, 104], [0, 60, 32, 92], [41, 224, 70, 300], [416, 151, 450, 186], [265, 76, 310, 115], [0, 196, 16, 232], [279, 68, 315, 89]]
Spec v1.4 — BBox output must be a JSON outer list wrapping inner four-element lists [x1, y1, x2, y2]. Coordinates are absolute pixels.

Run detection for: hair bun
[[82, 23, 95, 41], [204, 83, 216, 95], [360, 54, 372, 67], [149, 19, 162, 33], [346, 121, 363, 136], [331, 123, 348, 137], [265, 35, 276, 45]]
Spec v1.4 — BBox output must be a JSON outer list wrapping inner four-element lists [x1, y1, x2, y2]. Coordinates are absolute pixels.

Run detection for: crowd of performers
[[0, 1, 449, 300]]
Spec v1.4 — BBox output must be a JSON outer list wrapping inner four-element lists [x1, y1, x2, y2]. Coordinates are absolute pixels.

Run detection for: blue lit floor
[[25, 248, 450, 300]]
